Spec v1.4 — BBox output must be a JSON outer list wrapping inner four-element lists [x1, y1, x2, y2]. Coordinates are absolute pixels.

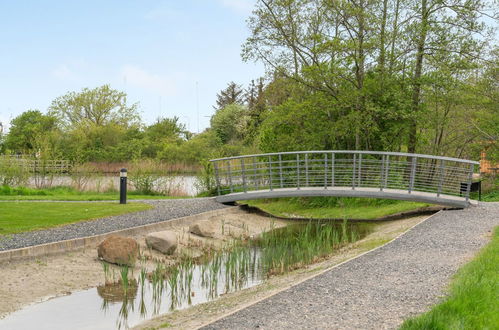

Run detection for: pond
[[25, 175, 199, 196], [0, 221, 371, 330]]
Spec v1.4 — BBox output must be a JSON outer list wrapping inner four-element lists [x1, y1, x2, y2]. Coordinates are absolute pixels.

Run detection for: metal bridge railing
[[210, 151, 479, 201]]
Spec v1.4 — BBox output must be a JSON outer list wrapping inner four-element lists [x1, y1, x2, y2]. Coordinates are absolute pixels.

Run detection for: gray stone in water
[[145, 231, 177, 255], [189, 219, 216, 238]]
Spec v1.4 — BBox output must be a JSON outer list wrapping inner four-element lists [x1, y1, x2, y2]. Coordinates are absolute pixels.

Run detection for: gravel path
[[203, 202, 499, 330], [0, 198, 229, 251]]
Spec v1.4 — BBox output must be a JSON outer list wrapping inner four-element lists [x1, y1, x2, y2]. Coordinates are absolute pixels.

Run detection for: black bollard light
[[120, 168, 127, 204]]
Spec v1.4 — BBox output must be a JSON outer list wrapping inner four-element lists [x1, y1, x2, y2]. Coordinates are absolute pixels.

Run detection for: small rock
[[97, 235, 139, 266], [145, 231, 177, 255], [189, 219, 216, 238]]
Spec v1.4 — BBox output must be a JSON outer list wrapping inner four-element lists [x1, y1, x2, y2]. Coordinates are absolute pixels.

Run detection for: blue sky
[[0, 0, 263, 133]]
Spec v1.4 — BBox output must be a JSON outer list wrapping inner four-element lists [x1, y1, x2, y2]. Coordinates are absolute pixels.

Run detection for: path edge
[[193, 210, 442, 330]]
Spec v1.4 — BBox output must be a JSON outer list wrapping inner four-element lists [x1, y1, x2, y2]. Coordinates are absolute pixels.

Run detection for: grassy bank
[[400, 226, 499, 329], [0, 202, 152, 235], [0, 186, 183, 201], [244, 197, 429, 220]]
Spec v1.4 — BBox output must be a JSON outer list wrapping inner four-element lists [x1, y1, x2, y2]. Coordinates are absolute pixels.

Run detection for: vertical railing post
[[352, 154, 356, 190], [408, 157, 417, 194], [279, 154, 284, 188], [241, 158, 247, 193], [331, 152, 335, 187], [214, 161, 221, 196], [465, 163, 474, 201], [305, 153, 309, 186], [227, 161, 233, 193], [380, 155, 385, 191], [324, 153, 328, 189], [296, 154, 300, 190], [358, 153, 362, 187], [253, 156, 258, 190], [437, 160, 445, 197], [384, 155, 390, 189], [268, 155, 273, 191]]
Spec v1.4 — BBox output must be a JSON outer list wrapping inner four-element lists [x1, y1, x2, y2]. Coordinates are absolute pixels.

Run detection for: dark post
[[120, 168, 127, 204]]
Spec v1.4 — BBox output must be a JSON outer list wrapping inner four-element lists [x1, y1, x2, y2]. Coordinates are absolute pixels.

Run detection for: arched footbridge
[[210, 151, 480, 208]]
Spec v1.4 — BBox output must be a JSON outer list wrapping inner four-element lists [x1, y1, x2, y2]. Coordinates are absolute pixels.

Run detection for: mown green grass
[[0, 202, 152, 235], [400, 226, 499, 329], [244, 197, 429, 219], [0, 185, 183, 201]]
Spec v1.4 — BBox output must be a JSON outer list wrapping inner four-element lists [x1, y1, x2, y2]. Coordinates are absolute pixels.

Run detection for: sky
[[0, 0, 264, 133]]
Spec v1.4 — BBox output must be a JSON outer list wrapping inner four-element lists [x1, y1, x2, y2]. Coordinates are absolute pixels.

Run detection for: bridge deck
[[215, 187, 477, 208]]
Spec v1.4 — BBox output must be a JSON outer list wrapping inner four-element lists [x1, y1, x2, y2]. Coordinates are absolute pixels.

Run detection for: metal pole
[[437, 160, 445, 197], [253, 156, 258, 190], [120, 168, 127, 204], [358, 154, 362, 187], [241, 158, 247, 193], [296, 154, 300, 190], [214, 162, 221, 196], [384, 156, 390, 189], [227, 161, 233, 193], [279, 154, 284, 188], [305, 153, 309, 186], [331, 152, 335, 187], [380, 155, 385, 191], [408, 157, 417, 194], [352, 154, 356, 190], [324, 153, 328, 189], [268, 155, 273, 191], [465, 163, 474, 201]]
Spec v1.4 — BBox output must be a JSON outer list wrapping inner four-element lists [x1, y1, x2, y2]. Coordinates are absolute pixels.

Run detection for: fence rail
[[210, 151, 479, 208], [0, 156, 72, 174]]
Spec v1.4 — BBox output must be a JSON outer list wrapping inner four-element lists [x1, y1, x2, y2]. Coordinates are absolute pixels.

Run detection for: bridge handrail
[[209, 150, 479, 206], [210, 150, 479, 165]]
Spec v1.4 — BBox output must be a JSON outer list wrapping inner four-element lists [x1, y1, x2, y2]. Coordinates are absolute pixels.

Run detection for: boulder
[[189, 219, 216, 238], [145, 231, 177, 255], [97, 235, 139, 266]]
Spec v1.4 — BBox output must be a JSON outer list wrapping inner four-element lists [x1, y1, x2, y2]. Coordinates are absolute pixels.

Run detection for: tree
[[210, 104, 249, 144], [4, 110, 58, 154], [214, 82, 245, 110], [49, 85, 140, 129]]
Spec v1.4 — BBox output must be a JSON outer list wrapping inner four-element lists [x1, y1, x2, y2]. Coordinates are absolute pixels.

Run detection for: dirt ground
[[0, 208, 288, 319], [0, 208, 429, 330]]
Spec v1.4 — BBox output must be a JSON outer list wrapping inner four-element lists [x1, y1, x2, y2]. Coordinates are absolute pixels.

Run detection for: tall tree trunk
[[408, 0, 428, 154], [378, 0, 388, 83]]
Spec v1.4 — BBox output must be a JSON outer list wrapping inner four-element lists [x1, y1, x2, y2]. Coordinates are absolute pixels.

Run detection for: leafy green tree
[[48, 85, 140, 129], [210, 104, 249, 144], [4, 110, 58, 154]]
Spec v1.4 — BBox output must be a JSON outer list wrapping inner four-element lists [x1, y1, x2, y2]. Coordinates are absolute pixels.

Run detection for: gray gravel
[[203, 202, 499, 330], [0, 198, 229, 251]]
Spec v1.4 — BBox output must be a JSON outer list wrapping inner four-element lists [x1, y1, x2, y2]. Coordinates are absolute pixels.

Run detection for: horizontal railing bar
[[210, 150, 479, 164]]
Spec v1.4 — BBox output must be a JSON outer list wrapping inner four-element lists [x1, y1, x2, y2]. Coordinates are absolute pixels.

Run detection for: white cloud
[[218, 0, 254, 15], [52, 64, 74, 80], [121, 65, 177, 96]]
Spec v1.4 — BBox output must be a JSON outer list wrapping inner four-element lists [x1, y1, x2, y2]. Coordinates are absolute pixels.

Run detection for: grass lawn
[[244, 197, 430, 220], [400, 226, 499, 329], [0, 185, 185, 201], [0, 202, 152, 235]]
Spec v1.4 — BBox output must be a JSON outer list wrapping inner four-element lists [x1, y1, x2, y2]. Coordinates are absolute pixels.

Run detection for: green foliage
[[245, 197, 429, 220], [210, 104, 249, 144], [0, 157, 30, 186], [401, 226, 499, 329], [4, 110, 58, 154], [48, 84, 140, 129]]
